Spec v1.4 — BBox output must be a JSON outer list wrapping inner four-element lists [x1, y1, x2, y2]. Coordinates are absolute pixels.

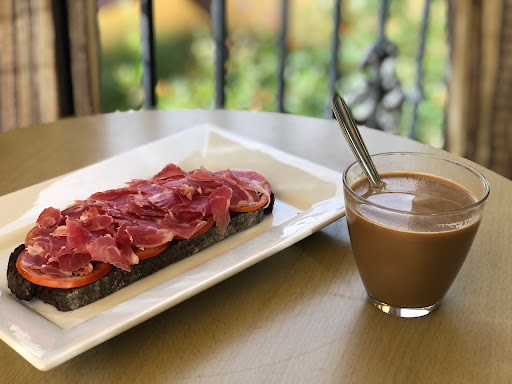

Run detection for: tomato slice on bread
[[16, 250, 113, 289], [230, 194, 269, 212], [134, 242, 170, 261]]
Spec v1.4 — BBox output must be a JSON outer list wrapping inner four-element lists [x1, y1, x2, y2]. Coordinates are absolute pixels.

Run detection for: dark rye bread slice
[[7, 194, 274, 311]]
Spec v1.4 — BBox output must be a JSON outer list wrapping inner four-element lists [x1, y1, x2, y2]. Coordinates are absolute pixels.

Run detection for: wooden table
[[1, 110, 511, 383]]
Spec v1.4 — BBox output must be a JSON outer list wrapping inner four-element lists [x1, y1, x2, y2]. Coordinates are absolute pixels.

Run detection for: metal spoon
[[332, 93, 383, 188]]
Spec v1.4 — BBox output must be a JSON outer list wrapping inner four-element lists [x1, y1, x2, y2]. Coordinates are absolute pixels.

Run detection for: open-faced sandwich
[[7, 164, 274, 311]]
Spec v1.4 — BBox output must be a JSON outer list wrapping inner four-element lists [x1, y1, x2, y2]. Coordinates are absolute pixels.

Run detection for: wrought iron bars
[[210, 0, 289, 112], [136, 0, 430, 138], [140, 0, 156, 109], [277, 0, 289, 113], [211, 0, 227, 109], [327, 0, 342, 118], [51, 0, 74, 116], [408, 0, 431, 139]]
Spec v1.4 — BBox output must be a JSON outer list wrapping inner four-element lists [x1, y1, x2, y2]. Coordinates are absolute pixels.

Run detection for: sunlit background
[[98, 0, 447, 148]]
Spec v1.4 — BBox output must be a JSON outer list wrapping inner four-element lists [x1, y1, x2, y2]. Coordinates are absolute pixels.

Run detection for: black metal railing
[[327, 0, 342, 117], [96, 0, 437, 138], [52, 0, 75, 117], [276, 0, 289, 113], [408, 0, 431, 139], [140, 0, 156, 109], [211, 0, 227, 109]]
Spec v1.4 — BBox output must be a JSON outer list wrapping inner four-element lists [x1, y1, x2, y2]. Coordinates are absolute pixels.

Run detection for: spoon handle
[[332, 94, 382, 188]]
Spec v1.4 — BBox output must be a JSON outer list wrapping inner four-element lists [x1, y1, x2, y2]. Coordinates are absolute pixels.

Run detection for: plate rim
[[0, 124, 345, 370]]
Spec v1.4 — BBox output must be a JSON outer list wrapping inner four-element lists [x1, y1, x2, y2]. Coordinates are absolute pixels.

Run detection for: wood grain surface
[[1, 110, 511, 383]]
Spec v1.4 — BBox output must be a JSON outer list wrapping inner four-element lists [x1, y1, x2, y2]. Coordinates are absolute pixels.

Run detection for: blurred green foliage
[[100, 0, 447, 148]]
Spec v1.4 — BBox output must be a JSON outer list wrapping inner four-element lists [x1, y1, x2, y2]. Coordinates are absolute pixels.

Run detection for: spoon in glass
[[332, 93, 383, 188]]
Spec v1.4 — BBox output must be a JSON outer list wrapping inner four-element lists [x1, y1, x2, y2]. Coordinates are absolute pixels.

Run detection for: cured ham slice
[[161, 181, 198, 200], [81, 214, 114, 231], [148, 191, 182, 210], [126, 194, 167, 218], [229, 169, 271, 197], [208, 185, 232, 232], [19, 250, 49, 270], [25, 226, 55, 247], [84, 200, 135, 223], [65, 220, 92, 249], [117, 220, 174, 248], [87, 235, 137, 271], [40, 263, 73, 277], [152, 163, 188, 180], [36, 207, 61, 228], [21, 164, 271, 278], [170, 195, 211, 216], [89, 187, 137, 201], [28, 235, 67, 258], [40, 259, 93, 277], [61, 203, 89, 222], [216, 171, 256, 208], [126, 178, 154, 187], [57, 252, 92, 273], [161, 213, 209, 239], [217, 169, 271, 209]]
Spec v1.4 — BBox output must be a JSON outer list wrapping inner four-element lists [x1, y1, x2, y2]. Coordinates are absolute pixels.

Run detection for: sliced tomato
[[16, 250, 113, 289], [25, 225, 37, 247], [230, 194, 269, 212], [134, 242, 170, 261]]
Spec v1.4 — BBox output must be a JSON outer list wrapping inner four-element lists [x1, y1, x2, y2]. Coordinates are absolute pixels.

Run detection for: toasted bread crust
[[7, 194, 274, 311]]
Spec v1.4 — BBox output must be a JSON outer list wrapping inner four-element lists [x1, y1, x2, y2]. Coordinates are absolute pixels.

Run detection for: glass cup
[[343, 152, 489, 318]]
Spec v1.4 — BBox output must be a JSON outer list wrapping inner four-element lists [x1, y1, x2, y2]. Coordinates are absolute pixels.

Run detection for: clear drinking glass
[[343, 152, 489, 318]]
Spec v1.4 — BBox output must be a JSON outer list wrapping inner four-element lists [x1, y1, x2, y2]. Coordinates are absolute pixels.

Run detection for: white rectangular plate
[[0, 125, 345, 370]]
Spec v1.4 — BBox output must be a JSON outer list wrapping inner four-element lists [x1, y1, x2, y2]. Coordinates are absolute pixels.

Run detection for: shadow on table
[[333, 300, 499, 383]]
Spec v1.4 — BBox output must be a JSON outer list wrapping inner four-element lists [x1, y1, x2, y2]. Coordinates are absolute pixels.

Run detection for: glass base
[[367, 294, 440, 318]]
